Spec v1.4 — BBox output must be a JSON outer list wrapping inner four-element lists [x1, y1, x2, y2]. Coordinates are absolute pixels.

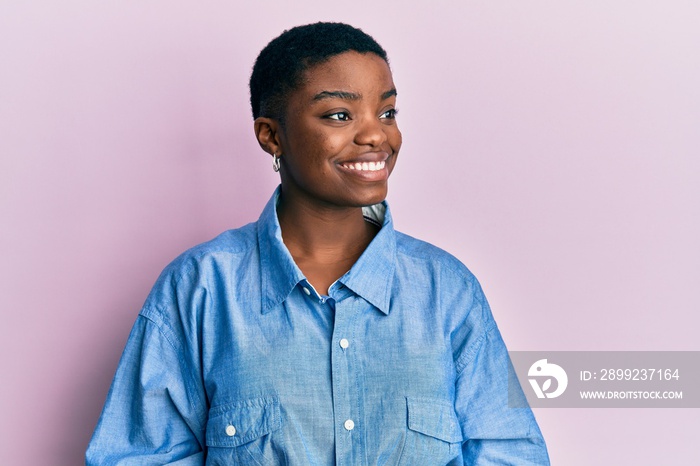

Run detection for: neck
[[277, 193, 377, 262], [276, 189, 379, 294]]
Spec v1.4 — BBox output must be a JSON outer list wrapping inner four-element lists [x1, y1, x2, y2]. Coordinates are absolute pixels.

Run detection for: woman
[[87, 22, 549, 465]]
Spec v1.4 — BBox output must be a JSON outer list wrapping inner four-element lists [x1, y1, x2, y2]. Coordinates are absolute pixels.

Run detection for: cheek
[[317, 131, 346, 156], [284, 122, 347, 171], [296, 136, 335, 177], [389, 126, 403, 152], [306, 134, 346, 174]]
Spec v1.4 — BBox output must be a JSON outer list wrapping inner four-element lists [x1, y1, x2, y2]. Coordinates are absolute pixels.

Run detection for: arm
[[86, 313, 207, 465], [452, 282, 550, 465]]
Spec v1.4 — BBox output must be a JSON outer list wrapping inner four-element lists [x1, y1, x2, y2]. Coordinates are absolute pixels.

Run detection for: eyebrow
[[311, 88, 398, 102], [381, 89, 398, 100], [312, 90, 360, 102]]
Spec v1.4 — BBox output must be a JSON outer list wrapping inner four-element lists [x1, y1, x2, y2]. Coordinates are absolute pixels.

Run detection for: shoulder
[[135, 222, 261, 348], [394, 230, 478, 285], [141, 222, 258, 315], [159, 222, 257, 282], [392, 229, 492, 324]]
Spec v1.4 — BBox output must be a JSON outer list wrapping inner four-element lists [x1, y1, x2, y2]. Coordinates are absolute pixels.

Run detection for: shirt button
[[344, 419, 355, 431], [339, 338, 349, 349], [225, 425, 236, 436], [303, 287, 311, 296]]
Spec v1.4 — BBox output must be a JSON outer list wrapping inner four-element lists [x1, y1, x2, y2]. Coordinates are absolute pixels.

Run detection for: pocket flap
[[206, 396, 281, 447], [406, 397, 463, 443]]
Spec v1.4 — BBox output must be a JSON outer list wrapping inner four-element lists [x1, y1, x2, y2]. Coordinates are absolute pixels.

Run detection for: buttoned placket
[[327, 284, 366, 466], [300, 280, 360, 463]]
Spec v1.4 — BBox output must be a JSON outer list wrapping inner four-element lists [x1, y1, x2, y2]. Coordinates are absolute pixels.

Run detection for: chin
[[353, 187, 388, 207]]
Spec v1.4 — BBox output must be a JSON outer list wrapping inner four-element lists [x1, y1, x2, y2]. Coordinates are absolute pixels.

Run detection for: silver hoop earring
[[272, 154, 281, 172]]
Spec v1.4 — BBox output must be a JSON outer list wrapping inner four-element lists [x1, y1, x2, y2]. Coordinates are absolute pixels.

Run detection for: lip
[[336, 152, 391, 182], [337, 151, 390, 164]]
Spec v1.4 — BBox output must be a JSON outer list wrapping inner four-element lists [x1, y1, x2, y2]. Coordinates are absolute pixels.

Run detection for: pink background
[[1, 2, 698, 464]]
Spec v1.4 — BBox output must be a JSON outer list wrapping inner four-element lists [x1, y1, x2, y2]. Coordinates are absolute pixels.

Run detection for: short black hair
[[249, 22, 389, 121]]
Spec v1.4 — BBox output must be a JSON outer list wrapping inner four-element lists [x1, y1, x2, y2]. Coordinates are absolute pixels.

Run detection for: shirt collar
[[257, 186, 396, 315]]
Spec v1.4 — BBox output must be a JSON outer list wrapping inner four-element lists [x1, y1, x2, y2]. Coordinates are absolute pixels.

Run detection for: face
[[272, 51, 402, 209]]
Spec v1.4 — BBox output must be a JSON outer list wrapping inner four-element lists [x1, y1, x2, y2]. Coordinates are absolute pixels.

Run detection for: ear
[[254, 117, 284, 156]]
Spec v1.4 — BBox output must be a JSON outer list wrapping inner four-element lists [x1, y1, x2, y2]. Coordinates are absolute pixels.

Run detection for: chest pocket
[[399, 397, 463, 465], [205, 396, 284, 465]]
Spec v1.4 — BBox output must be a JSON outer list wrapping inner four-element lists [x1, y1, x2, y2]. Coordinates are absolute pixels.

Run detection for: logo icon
[[528, 359, 568, 399]]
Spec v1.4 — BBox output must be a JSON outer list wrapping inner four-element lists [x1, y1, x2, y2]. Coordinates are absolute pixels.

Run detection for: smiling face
[[269, 51, 402, 210]]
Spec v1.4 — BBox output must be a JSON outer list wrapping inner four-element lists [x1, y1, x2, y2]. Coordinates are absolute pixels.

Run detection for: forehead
[[296, 51, 395, 98]]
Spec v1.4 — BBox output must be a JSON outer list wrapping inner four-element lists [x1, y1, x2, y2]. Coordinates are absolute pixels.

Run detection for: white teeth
[[342, 160, 386, 171]]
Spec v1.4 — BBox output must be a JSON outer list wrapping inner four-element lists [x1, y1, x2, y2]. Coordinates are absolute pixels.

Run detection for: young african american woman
[[87, 22, 550, 466]]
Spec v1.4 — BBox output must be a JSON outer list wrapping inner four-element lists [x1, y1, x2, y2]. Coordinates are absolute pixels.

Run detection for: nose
[[354, 115, 388, 148]]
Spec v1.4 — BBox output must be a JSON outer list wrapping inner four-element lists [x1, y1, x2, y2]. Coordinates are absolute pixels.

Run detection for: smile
[[340, 161, 386, 171]]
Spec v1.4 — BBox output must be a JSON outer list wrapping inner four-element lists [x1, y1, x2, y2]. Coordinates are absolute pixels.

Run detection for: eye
[[325, 112, 350, 121], [380, 108, 397, 119]]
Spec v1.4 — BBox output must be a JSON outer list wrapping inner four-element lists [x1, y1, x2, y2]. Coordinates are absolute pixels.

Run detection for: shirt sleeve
[[85, 313, 207, 465], [452, 282, 550, 465]]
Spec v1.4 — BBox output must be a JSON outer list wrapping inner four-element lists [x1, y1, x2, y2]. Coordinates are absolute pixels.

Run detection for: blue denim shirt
[[87, 188, 549, 465]]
